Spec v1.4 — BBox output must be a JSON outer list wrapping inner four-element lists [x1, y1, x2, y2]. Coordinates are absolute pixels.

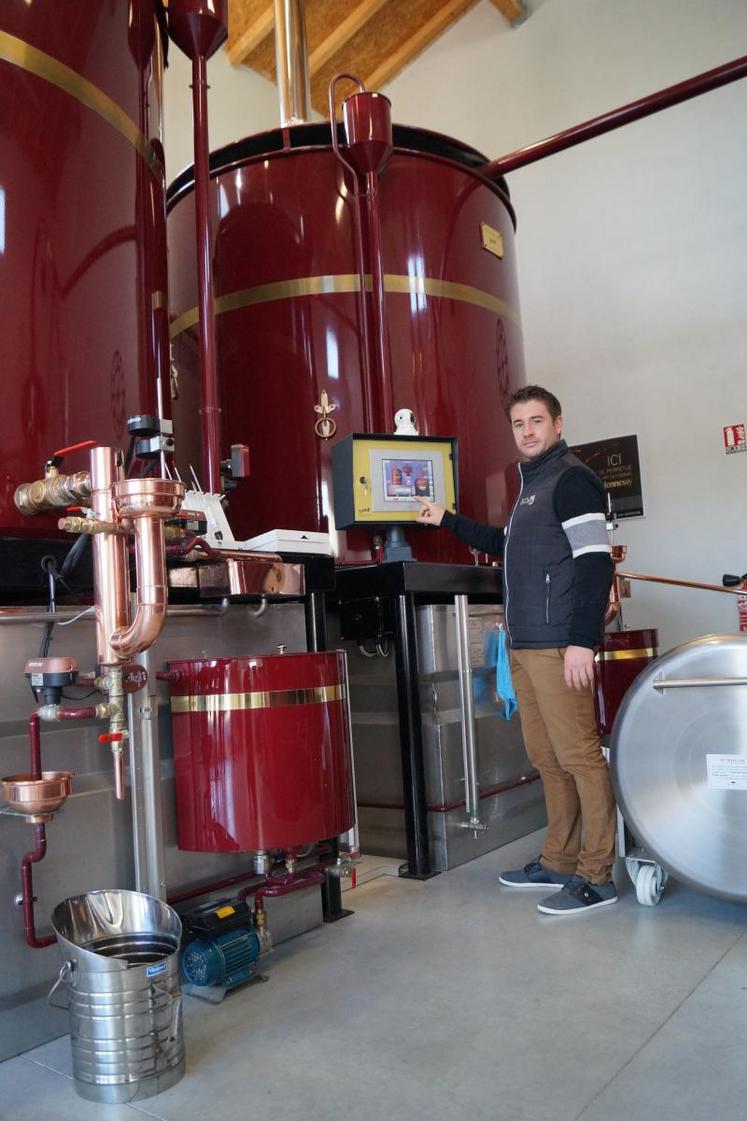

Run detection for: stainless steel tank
[[611, 634, 747, 902]]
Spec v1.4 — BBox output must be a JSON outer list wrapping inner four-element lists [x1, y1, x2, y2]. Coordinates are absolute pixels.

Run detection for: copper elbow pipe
[[111, 515, 169, 657], [110, 477, 185, 658]]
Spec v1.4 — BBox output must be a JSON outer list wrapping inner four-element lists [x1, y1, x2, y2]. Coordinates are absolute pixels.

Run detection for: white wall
[[383, 0, 747, 650], [164, 0, 747, 651], [163, 47, 285, 182]]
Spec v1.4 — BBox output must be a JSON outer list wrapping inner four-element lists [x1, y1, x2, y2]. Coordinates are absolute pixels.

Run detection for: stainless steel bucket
[[50, 889, 185, 1103]]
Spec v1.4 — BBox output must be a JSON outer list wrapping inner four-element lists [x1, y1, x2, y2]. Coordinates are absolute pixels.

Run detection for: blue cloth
[[483, 628, 518, 720]]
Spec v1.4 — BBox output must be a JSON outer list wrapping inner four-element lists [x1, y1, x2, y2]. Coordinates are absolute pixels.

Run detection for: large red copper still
[[167, 109, 524, 565], [0, 0, 167, 539]]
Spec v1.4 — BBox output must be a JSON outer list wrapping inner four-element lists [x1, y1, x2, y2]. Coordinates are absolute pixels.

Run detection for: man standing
[[416, 385, 616, 915]]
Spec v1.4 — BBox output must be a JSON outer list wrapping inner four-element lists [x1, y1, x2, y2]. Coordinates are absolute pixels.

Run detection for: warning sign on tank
[[706, 754, 747, 789]]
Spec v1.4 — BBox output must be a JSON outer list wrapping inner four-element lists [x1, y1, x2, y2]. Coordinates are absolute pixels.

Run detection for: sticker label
[[216, 905, 236, 919], [706, 754, 747, 789], [146, 961, 168, 978]]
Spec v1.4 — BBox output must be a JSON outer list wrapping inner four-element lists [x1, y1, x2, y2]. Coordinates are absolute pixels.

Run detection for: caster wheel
[[635, 862, 666, 906]]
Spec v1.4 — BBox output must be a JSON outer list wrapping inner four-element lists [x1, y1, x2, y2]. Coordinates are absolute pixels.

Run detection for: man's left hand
[[564, 645, 595, 691]]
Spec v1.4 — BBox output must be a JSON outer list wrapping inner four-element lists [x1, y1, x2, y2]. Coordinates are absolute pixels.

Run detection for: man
[[416, 385, 616, 915]]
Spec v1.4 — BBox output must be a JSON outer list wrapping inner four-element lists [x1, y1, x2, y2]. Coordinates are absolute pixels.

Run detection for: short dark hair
[[506, 385, 562, 421]]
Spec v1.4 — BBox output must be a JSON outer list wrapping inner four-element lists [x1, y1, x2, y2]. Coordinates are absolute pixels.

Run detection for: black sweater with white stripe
[[442, 441, 613, 649]]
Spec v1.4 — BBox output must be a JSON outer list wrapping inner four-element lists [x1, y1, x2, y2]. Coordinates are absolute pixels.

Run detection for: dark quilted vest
[[503, 441, 589, 648]]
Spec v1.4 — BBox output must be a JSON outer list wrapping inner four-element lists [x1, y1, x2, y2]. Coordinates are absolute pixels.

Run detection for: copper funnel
[[1, 771, 73, 819]]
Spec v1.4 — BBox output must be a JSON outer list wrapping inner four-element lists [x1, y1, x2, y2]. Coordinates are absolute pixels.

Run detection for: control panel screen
[[381, 458, 436, 502]]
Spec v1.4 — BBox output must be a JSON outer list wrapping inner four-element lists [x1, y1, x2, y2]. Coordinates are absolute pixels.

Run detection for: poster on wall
[[569, 434, 643, 519]]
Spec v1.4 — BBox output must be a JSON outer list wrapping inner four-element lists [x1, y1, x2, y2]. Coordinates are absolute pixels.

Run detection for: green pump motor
[[181, 898, 261, 992]]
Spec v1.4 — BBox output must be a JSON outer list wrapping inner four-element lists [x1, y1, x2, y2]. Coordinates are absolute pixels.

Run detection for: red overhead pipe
[[483, 53, 747, 178], [168, 2, 228, 495], [330, 75, 394, 432]]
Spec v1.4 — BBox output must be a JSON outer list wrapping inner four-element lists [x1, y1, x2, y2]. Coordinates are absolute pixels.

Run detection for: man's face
[[509, 399, 563, 459]]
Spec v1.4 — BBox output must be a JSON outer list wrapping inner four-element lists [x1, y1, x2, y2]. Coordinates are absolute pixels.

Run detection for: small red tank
[[594, 628, 659, 735], [167, 650, 355, 852]]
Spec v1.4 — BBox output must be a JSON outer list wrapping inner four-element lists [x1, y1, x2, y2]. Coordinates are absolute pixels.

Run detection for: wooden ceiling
[[227, 0, 528, 116]]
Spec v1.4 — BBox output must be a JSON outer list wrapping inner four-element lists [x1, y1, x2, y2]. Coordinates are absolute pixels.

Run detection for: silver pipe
[[339, 653, 360, 855], [653, 677, 747, 690], [454, 596, 486, 834], [128, 647, 167, 899], [0, 600, 230, 626], [273, 0, 310, 126]]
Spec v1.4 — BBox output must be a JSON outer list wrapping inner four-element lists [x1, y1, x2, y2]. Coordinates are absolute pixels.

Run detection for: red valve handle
[[98, 732, 125, 744], [52, 439, 97, 459]]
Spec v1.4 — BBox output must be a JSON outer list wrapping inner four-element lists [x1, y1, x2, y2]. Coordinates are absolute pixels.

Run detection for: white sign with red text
[[723, 424, 746, 454]]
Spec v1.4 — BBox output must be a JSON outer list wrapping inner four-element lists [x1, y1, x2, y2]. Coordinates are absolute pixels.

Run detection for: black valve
[[722, 573, 747, 588]]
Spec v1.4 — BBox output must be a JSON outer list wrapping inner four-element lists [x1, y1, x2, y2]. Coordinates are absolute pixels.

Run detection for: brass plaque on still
[[480, 222, 504, 259]]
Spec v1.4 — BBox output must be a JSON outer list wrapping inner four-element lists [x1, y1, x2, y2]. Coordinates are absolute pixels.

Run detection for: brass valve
[[15, 468, 92, 516]]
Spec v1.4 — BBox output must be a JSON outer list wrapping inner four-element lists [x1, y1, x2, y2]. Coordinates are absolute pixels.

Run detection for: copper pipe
[[483, 53, 747, 178], [112, 517, 168, 656], [90, 448, 131, 668], [618, 570, 745, 596], [21, 824, 55, 950], [110, 478, 184, 657], [113, 748, 126, 801]]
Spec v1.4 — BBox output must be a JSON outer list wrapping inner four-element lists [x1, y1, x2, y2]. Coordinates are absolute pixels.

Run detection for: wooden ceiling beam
[[363, 0, 478, 92], [227, 2, 274, 67], [487, 0, 529, 27], [308, 0, 391, 77]]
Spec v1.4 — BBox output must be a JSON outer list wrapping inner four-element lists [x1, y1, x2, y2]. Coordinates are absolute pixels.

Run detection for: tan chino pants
[[510, 647, 616, 885]]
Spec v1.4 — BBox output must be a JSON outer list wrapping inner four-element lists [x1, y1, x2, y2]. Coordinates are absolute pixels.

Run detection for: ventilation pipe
[[482, 53, 747, 178], [274, 0, 311, 126]]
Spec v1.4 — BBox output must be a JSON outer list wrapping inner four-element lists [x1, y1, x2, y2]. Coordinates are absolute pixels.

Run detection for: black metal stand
[[335, 561, 502, 880], [392, 593, 437, 879], [302, 568, 353, 921]]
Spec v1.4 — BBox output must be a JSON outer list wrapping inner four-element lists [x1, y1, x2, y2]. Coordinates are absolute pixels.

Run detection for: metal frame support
[[127, 647, 167, 899], [393, 594, 437, 879]]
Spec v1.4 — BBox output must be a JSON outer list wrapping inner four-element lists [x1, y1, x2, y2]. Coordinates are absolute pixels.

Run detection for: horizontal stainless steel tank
[[611, 634, 747, 902]]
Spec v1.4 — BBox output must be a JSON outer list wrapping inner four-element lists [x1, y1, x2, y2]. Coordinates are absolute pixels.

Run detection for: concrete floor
[[2, 828, 746, 1121]]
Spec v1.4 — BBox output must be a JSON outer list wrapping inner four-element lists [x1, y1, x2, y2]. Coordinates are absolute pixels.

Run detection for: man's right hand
[[416, 498, 445, 526]]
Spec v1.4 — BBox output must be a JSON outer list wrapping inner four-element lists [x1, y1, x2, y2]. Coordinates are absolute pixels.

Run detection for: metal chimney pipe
[[274, 0, 311, 126]]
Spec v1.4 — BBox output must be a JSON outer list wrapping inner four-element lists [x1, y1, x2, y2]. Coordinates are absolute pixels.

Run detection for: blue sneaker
[[537, 875, 618, 915], [499, 858, 574, 890]]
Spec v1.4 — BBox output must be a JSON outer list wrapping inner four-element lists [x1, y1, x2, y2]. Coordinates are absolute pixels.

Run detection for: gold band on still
[[596, 648, 657, 662], [171, 682, 347, 714], [0, 30, 160, 171], [169, 273, 522, 339]]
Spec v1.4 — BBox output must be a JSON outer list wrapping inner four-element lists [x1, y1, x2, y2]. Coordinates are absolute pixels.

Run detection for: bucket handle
[[149, 981, 183, 1045], [47, 960, 74, 1009]]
